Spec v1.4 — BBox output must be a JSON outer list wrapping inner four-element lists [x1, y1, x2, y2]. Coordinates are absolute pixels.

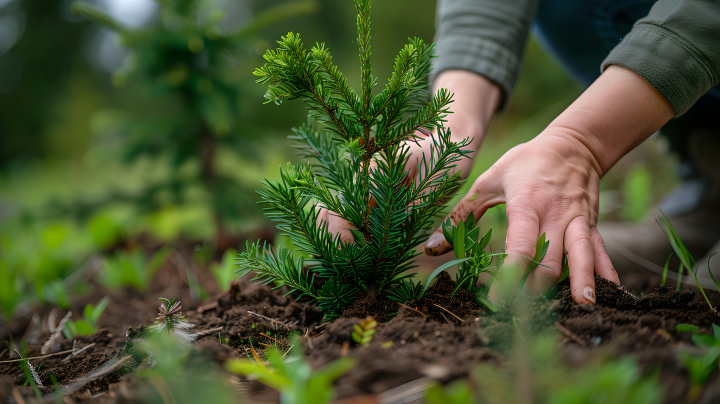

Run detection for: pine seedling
[[149, 298, 196, 346], [238, 0, 471, 320], [351, 317, 377, 346]]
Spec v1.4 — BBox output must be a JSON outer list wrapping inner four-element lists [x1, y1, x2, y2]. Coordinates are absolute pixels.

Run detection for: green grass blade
[[661, 253, 673, 288], [422, 258, 472, 296]]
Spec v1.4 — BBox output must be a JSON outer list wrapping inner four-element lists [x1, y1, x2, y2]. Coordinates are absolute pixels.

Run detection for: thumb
[[424, 173, 503, 256]]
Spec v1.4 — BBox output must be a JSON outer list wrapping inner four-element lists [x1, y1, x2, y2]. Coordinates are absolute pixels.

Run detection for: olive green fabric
[[433, 0, 720, 116], [601, 0, 720, 116], [431, 0, 538, 108]]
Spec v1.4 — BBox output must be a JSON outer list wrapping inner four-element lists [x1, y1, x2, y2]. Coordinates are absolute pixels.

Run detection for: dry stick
[[11, 388, 26, 404], [0, 349, 76, 364], [197, 302, 218, 313], [432, 304, 463, 322], [247, 311, 290, 330], [260, 333, 287, 346], [553, 322, 587, 346], [398, 303, 426, 317], [194, 326, 224, 338], [0, 349, 7, 360], [62, 343, 96, 362], [60, 356, 132, 395], [41, 311, 72, 354]]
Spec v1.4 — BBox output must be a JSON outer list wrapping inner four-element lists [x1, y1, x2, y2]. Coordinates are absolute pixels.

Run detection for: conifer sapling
[[237, 0, 471, 320]]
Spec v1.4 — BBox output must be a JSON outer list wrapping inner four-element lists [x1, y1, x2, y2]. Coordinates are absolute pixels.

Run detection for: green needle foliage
[[237, 0, 470, 320], [71, 0, 317, 241]]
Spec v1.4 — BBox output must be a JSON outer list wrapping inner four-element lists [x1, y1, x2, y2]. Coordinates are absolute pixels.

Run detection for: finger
[[523, 227, 564, 294], [487, 207, 540, 302], [565, 216, 596, 304], [424, 173, 503, 256], [590, 226, 620, 284], [328, 212, 354, 244], [317, 208, 329, 229]]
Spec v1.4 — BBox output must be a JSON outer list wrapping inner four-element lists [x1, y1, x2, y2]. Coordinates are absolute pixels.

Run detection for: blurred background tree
[[71, 0, 318, 250]]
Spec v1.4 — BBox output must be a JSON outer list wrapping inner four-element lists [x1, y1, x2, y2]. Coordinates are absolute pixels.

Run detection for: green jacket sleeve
[[431, 0, 538, 108], [602, 0, 720, 116]]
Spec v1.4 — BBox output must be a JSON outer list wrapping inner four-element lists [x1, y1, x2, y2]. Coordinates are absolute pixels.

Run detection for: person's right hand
[[317, 70, 502, 242]]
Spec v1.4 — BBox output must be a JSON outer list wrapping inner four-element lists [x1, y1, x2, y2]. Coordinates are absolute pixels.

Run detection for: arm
[[426, 65, 675, 304]]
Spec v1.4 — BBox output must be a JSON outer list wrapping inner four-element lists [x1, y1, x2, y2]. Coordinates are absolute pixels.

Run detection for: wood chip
[[197, 302, 218, 313]]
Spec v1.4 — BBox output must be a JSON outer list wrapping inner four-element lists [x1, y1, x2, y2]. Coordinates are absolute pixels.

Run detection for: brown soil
[[3, 252, 720, 403]]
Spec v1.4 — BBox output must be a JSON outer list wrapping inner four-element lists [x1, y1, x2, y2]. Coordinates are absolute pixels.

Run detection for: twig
[[260, 333, 287, 346], [60, 356, 132, 395], [194, 327, 224, 338], [0, 349, 75, 363], [303, 328, 314, 350], [554, 322, 587, 346], [11, 388, 26, 404], [0, 349, 7, 360], [247, 311, 290, 330], [432, 304, 463, 322], [41, 311, 71, 354], [398, 303, 426, 317], [197, 302, 218, 313], [62, 343, 96, 362]]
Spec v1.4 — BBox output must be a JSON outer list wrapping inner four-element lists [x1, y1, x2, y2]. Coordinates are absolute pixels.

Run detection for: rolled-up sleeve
[[602, 0, 720, 116], [431, 0, 538, 108]]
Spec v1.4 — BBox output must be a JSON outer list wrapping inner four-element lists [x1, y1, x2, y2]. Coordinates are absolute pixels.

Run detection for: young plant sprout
[[237, 0, 470, 320], [150, 298, 196, 346], [656, 210, 715, 309], [421, 213, 550, 311]]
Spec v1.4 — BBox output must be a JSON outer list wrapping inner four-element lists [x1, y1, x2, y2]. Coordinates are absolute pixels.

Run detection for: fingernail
[[583, 286, 596, 304], [425, 234, 452, 256]]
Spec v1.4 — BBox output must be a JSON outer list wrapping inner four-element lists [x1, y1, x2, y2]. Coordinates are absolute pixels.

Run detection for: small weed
[[63, 297, 110, 338], [656, 210, 715, 309], [218, 332, 230, 346], [351, 317, 377, 346], [149, 298, 196, 346], [226, 338, 355, 404]]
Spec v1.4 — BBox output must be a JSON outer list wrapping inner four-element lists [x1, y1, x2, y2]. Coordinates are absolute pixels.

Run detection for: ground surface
[[2, 247, 720, 404]]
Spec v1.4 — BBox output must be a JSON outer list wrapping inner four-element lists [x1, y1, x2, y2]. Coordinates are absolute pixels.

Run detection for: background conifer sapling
[[237, 0, 471, 320]]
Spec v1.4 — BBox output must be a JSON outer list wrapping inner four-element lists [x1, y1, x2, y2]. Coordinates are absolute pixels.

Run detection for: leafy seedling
[[226, 338, 356, 404], [656, 210, 713, 309], [101, 247, 172, 292], [237, 0, 471, 320], [149, 298, 196, 346], [64, 297, 110, 338], [352, 317, 377, 346]]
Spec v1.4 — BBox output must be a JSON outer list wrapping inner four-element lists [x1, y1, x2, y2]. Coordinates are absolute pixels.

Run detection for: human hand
[[424, 65, 675, 304]]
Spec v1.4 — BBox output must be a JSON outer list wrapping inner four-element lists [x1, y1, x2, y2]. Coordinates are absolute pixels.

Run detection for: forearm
[[544, 65, 674, 177], [431, 69, 502, 177]]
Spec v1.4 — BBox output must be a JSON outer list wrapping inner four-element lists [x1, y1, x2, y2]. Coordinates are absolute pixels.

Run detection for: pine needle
[[432, 304, 463, 322]]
